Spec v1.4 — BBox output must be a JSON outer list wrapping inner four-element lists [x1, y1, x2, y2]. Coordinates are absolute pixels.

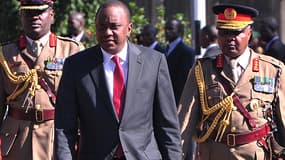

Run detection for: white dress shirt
[[102, 42, 128, 99]]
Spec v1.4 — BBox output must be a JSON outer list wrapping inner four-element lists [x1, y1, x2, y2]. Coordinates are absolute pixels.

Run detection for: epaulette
[[56, 36, 85, 50], [258, 54, 284, 69], [57, 36, 80, 44]]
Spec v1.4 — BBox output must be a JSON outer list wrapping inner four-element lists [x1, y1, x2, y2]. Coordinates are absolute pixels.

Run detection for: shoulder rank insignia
[[253, 75, 275, 93], [216, 54, 224, 69], [252, 58, 259, 72]]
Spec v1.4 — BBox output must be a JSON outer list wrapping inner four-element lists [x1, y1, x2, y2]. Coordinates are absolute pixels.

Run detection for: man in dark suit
[[199, 24, 221, 58], [54, 1, 182, 160], [66, 11, 91, 44], [164, 18, 195, 104], [140, 24, 166, 53], [258, 16, 285, 64]]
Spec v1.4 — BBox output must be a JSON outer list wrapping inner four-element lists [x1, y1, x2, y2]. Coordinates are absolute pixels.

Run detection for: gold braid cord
[[193, 60, 234, 143], [0, 46, 38, 101]]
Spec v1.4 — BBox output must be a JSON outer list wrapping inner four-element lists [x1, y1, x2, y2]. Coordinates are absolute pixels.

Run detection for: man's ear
[[127, 22, 133, 37]]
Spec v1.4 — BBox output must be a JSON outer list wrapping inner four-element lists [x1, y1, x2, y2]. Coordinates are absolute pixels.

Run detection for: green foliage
[[0, 0, 191, 47], [128, 2, 149, 44], [155, 5, 166, 47], [173, 13, 192, 45], [0, 0, 21, 43]]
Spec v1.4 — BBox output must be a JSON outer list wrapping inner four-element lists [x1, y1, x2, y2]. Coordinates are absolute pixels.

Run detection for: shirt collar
[[72, 31, 84, 42], [26, 31, 50, 47], [225, 47, 251, 70], [149, 41, 158, 49], [101, 41, 128, 63], [169, 37, 182, 49]]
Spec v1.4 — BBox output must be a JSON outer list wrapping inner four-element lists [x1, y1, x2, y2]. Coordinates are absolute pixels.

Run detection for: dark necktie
[[32, 40, 41, 56], [112, 56, 125, 119]]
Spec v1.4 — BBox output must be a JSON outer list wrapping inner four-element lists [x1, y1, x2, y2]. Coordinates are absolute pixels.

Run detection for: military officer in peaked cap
[[0, 0, 83, 159], [178, 3, 285, 160]]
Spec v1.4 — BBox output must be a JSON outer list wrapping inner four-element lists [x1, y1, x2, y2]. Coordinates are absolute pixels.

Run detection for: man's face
[[217, 27, 252, 58], [165, 20, 180, 43], [20, 8, 54, 40], [68, 14, 82, 35], [95, 6, 132, 55], [200, 31, 208, 48], [141, 28, 155, 47]]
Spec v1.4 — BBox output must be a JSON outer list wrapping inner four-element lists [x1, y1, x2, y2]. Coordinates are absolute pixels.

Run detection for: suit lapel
[[89, 46, 119, 122], [121, 42, 142, 123]]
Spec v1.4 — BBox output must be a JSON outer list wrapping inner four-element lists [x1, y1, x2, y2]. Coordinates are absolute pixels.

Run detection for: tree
[[0, 0, 191, 47]]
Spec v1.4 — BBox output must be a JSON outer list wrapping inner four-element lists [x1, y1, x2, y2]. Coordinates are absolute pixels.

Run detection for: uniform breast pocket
[[249, 90, 274, 118], [251, 90, 274, 102], [206, 83, 223, 107]]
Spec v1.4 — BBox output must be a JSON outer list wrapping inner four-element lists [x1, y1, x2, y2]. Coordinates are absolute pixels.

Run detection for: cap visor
[[19, 4, 49, 10]]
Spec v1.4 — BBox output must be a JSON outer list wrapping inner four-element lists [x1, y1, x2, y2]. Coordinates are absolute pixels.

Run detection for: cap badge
[[224, 8, 237, 20]]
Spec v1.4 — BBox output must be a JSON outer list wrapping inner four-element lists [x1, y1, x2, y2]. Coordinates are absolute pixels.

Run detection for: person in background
[[249, 30, 264, 54], [55, 1, 182, 159], [199, 24, 221, 58], [0, 0, 82, 159], [164, 18, 195, 104], [258, 16, 285, 64], [67, 11, 91, 44], [140, 24, 165, 53], [178, 3, 285, 159]]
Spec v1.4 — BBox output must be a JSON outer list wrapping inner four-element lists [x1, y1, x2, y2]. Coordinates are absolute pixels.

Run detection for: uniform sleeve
[[153, 54, 183, 160], [55, 57, 78, 160], [0, 67, 7, 125], [275, 64, 285, 146], [178, 62, 200, 159]]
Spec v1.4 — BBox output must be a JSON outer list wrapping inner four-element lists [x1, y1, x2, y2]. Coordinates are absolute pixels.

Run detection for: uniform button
[[232, 106, 237, 111], [34, 65, 40, 70], [35, 104, 41, 110], [36, 85, 41, 90], [231, 126, 236, 132], [5, 133, 9, 137], [33, 125, 39, 129], [208, 96, 212, 100], [57, 72, 62, 76], [229, 148, 235, 152]]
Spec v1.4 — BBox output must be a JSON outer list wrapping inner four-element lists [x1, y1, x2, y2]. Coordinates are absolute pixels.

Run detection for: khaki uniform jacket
[[0, 35, 82, 160], [178, 49, 285, 160]]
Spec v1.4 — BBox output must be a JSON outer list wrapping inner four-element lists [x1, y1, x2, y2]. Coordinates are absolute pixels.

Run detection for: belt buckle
[[35, 109, 44, 123], [227, 134, 236, 147]]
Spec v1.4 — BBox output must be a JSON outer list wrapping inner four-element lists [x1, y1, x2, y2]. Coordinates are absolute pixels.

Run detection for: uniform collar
[[26, 31, 50, 47]]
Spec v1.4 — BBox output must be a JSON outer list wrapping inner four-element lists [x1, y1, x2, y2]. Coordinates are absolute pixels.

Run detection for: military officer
[[178, 3, 285, 160], [0, 0, 83, 159]]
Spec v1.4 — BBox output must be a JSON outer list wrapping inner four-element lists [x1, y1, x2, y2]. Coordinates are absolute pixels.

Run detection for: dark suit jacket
[[153, 43, 166, 53], [55, 42, 182, 160], [166, 41, 195, 104], [203, 44, 221, 58], [265, 38, 285, 64]]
